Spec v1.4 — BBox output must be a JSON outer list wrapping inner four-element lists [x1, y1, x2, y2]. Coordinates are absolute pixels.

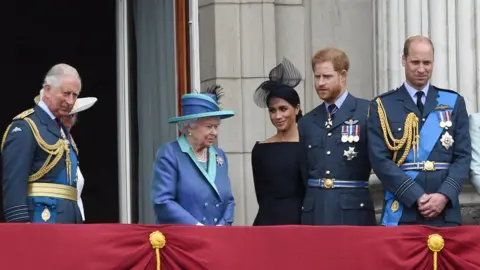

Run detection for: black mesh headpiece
[[253, 58, 302, 108]]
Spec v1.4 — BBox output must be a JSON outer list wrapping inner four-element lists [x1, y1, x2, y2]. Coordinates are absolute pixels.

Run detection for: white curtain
[[133, 0, 177, 224]]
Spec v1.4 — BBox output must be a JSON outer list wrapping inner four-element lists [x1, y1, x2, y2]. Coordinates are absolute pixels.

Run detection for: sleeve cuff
[[395, 180, 425, 208], [4, 205, 30, 222], [438, 177, 460, 206]]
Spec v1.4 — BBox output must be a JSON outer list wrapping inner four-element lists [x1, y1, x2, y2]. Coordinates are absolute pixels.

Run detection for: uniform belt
[[307, 178, 369, 189], [399, 161, 450, 171], [27, 183, 77, 202]]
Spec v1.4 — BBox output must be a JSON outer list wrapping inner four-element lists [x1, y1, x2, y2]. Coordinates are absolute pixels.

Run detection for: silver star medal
[[440, 131, 454, 150], [343, 147, 357, 161]]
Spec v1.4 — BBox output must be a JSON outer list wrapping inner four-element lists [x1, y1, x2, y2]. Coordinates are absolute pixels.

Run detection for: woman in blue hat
[[151, 85, 236, 226]]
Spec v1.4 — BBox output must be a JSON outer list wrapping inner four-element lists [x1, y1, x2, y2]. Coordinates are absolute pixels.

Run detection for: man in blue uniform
[[368, 36, 471, 227], [299, 47, 376, 225], [2, 63, 83, 223]]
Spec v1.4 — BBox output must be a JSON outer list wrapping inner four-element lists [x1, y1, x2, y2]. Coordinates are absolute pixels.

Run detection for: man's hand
[[417, 193, 431, 207], [418, 193, 449, 219]]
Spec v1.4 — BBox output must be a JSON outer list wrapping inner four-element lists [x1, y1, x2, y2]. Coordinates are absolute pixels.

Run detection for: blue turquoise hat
[[168, 85, 235, 123]]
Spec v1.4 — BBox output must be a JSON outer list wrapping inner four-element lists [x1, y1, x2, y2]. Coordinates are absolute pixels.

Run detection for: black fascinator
[[253, 58, 302, 108]]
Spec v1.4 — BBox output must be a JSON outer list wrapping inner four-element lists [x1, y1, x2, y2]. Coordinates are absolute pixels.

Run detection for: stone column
[[374, 0, 480, 223], [198, 0, 309, 225]]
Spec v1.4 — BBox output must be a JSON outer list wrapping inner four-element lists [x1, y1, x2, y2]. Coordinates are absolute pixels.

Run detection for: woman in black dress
[[251, 58, 306, 225]]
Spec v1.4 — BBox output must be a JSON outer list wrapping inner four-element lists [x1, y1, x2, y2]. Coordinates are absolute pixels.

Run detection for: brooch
[[216, 155, 224, 166]]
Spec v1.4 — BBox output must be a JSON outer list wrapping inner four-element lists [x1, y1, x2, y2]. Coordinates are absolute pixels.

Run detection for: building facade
[[197, 0, 480, 225]]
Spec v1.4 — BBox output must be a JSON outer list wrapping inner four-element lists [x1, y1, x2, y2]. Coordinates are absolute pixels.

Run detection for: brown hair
[[403, 35, 435, 57], [311, 47, 350, 72]]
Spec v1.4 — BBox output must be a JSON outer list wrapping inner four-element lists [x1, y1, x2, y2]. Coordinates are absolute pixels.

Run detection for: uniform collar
[[38, 100, 56, 120], [324, 90, 349, 109], [404, 81, 430, 99]]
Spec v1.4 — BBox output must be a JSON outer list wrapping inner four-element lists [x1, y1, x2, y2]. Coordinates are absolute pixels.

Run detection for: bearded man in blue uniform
[[2, 63, 83, 223]]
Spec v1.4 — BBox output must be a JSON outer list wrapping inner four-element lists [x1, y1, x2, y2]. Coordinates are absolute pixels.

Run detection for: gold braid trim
[[376, 98, 420, 166], [23, 118, 71, 183], [2, 109, 75, 183]]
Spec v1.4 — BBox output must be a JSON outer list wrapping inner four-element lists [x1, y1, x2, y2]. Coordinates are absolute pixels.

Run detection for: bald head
[[403, 35, 435, 58]]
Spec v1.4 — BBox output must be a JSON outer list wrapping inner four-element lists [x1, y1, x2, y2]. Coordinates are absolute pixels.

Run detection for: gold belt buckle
[[323, 178, 335, 188], [423, 161, 435, 171]]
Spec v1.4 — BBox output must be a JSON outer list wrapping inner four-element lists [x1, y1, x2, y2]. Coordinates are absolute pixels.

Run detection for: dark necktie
[[328, 104, 338, 117], [55, 118, 62, 128], [416, 91, 424, 114], [55, 118, 69, 141]]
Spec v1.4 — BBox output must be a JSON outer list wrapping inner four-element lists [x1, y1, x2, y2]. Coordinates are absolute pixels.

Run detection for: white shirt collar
[[38, 100, 56, 120]]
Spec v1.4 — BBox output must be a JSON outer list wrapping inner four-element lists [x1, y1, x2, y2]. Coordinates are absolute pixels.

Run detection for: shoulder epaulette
[[13, 109, 34, 120], [375, 88, 399, 99], [433, 86, 458, 95]]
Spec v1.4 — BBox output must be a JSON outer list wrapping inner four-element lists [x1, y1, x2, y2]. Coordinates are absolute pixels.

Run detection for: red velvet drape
[[0, 224, 479, 270]]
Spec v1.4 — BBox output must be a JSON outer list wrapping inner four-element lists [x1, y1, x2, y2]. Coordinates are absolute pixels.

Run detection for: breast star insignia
[[343, 147, 357, 160], [440, 131, 454, 150]]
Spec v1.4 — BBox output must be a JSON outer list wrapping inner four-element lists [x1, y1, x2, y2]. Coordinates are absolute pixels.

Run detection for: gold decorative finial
[[427, 234, 445, 270], [428, 234, 445, 252], [150, 231, 166, 270], [150, 231, 166, 249]]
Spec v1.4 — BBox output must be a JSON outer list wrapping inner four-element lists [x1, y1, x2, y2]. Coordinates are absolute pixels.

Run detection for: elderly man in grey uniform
[[299, 47, 376, 225]]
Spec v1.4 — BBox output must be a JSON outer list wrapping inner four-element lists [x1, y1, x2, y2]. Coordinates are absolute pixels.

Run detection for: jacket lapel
[[311, 105, 328, 130], [35, 105, 61, 138], [177, 135, 220, 197], [329, 93, 356, 130], [397, 85, 421, 115], [422, 86, 439, 118]]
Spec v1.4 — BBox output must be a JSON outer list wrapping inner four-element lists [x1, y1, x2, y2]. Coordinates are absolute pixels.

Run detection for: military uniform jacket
[[1, 104, 82, 223], [298, 93, 376, 225], [368, 84, 471, 226]]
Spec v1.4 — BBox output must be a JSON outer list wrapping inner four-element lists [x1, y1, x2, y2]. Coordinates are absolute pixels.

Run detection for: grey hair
[[43, 63, 82, 90], [177, 119, 197, 135]]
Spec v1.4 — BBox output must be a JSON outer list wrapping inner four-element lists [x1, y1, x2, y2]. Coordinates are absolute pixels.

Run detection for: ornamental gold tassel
[[376, 98, 419, 166], [427, 234, 445, 270], [150, 231, 166, 270]]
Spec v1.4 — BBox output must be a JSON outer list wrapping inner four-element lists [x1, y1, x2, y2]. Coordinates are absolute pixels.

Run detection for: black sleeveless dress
[[251, 141, 306, 225]]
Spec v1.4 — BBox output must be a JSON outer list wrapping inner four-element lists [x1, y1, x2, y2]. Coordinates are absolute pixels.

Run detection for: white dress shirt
[[77, 167, 86, 221]]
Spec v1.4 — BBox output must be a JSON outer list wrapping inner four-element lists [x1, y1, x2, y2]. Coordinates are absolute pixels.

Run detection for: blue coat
[[151, 135, 235, 226], [2, 104, 82, 223], [368, 85, 471, 226]]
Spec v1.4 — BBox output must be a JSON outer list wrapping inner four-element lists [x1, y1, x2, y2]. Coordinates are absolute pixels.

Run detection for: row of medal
[[437, 110, 454, 150], [437, 110, 452, 129], [341, 120, 360, 143]]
